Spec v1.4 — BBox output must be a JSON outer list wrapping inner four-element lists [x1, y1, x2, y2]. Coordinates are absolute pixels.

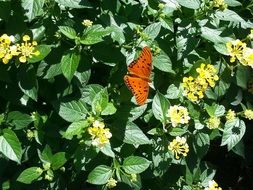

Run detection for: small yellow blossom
[[196, 64, 219, 87], [44, 174, 53, 181], [248, 29, 253, 40], [130, 174, 137, 182], [168, 136, 189, 159], [212, 0, 227, 10], [88, 120, 112, 148], [207, 117, 220, 129], [82, 19, 93, 27], [241, 47, 253, 68], [225, 109, 236, 121], [35, 167, 43, 174], [167, 105, 190, 127], [0, 34, 19, 64], [205, 180, 222, 190], [226, 40, 246, 63], [43, 163, 51, 170], [16, 35, 40, 63], [26, 129, 34, 138], [106, 178, 117, 188], [244, 109, 253, 120]]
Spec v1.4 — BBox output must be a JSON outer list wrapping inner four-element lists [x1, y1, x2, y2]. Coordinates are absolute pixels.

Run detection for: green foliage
[[0, 0, 253, 189]]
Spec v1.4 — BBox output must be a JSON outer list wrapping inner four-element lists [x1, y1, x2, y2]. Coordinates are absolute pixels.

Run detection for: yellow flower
[[0, 34, 19, 64], [196, 64, 219, 87], [88, 120, 112, 148], [212, 0, 227, 10], [244, 109, 253, 120], [207, 117, 220, 129], [241, 47, 253, 68], [35, 167, 43, 174], [205, 180, 222, 190], [167, 105, 190, 127], [16, 35, 40, 63], [226, 40, 246, 63], [106, 178, 117, 188], [168, 136, 189, 159], [130, 174, 137, 182], [82, 19, 93, 27], [26, 129, 34, 138], [225, 109, 236, 121]]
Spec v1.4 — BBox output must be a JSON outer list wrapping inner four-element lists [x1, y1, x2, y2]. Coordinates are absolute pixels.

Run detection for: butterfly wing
[[128, 46, 152, 80], [124, 75, 149, 105]]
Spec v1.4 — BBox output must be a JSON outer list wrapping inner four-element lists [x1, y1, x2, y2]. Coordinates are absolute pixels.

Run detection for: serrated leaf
[[236, 65, 251, 89], [153, 50, 175, 73], [58, 99, 89, 122], [100, 143, 115, 158], [7, 111, 33, 130], [87, 165, 112, 185], [55, 0, 92, 8], [122, 156, 151, 174], [92, 88, 109, 115], [61, 50, 81, 82], [59, 26, 77, 40], [193, 132, 210, 159], [0, 128, 22, 164], [166, 84, 181, 99], [101, 102, 117, 116], [17, 167, 42, 184], [128, 104, 147, 121], [51, 152, 67, 170], [152, 92, 170, 123], [221, 118, 246, 151], [81, 84, 104, 105], [177, 0, 200, 9], [124, 122, 151, 145], [39, 145, 53, 163], [21, 0, 44, 21], [28, 45, 51, 63], [63, 120, 89, 139], [143, 23, 161, 40]]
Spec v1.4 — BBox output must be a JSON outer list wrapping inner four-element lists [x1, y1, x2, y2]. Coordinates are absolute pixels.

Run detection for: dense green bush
[[0, 0, 253, 189]]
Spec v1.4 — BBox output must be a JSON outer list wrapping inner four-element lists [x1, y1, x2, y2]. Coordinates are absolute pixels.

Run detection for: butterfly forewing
[[124, 75, 149, 105], [128, 47, 152, 80]]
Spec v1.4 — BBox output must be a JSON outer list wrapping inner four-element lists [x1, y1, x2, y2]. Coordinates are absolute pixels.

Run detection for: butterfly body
[[124, 47, 152, 105]]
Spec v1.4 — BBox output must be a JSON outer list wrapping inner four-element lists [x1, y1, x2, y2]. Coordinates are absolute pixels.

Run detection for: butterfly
[[124, 46, 152, 105]]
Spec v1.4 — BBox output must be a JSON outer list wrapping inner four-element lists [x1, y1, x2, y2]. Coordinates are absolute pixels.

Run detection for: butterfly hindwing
[[124, 75, 149, 105], [128, 46, 152, 80]]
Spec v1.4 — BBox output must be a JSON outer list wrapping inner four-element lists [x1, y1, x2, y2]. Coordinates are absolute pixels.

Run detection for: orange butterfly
[[124, 46, 152, 105]]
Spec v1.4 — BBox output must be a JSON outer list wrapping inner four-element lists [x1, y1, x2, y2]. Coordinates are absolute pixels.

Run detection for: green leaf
[[153, 50, 175, 73], [81, 84, 104, 105], [92, 88, 109, 115], [87, 165, 112, 185], [61, 50, 81, 82], [110, 25, 125, 45], [200, 27, 224, 44], [51, 152, 67, 170], [58, 99, 89, 122], [101, 102, 117, 116], [80, 25, 112, 45], [236, 65, 251, 89], [177, 0, 200, 9], [143, 22, 161, 40], [21, 0, 44, 21], [63, 120, 89, 140], [7, 111, 33, 130], [169, 127, 188, 136], [128, 104, 147, 121], [0, 128, 22, 164], [166, 84, 181, 99], [215, 9, 245, 23], [55, 0, 92, 8], [214, 43, 229, 55], [17, 167, 42, 184], [225, 0, 242, 6], [18, 65, 38, 101], [59, 26, 77, 40], [100, 143, 115, 158], [124, 122, 151, 145], [204, 103, 225, 117], [28, 45, 51, 63], [193, 132, 210, 159], [39, 145, 53, 163], [152, 92, 170, 123], [122, 156, 151, 174], [221, 118, 246, 151]]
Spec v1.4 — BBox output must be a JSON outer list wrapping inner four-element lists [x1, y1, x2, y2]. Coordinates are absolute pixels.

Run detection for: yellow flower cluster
[[88, 120, 112, 148], [207, 117, 220, 129], [244, 109, 253, 120], [106, 178, 117, 188], [168, 136, 189, 159], [226, 39, 253, 68], [225, 109, 236, 121], [182, 64, 219, 102], [82, 19, 93, 27], [212, 0, 227, 10], [167, 105, 190, 127], [204, 180, 222, 190], [0, 34, 40, 64]]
